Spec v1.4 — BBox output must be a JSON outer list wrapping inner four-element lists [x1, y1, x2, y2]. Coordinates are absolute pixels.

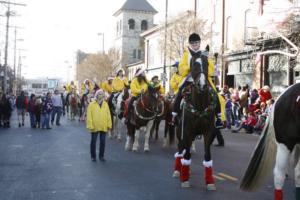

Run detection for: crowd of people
[[219, 84, 274, 134]]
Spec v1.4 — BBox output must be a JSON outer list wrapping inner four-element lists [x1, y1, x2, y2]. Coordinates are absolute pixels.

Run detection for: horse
[[172, 55, 218, 190], [240, 83, 300, 200], [109, 86, 130, 140], [149, 94, 177, 148], [68, 91, 80, 121], [125, 85, 164, 152]]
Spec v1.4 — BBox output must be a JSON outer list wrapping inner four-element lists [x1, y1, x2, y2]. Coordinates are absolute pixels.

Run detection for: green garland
[[184, 87, 218, 118]]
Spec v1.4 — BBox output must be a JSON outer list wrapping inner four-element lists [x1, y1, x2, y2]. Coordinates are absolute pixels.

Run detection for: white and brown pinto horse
[[125, 85, 164, 152], [240, 83, 300, 200], [68, 90, 80, 121]]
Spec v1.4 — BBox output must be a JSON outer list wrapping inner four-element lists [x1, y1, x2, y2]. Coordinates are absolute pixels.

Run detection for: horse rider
[[108, 69, 129, 109], [101, 77, 113, 96], [171, 33, 225, 128], [126, 68, 148, 122], [170, 61, 184, 95], [66, 81, 76, 94], [81, 79, 93, 95], [150, 75, 165, 96]]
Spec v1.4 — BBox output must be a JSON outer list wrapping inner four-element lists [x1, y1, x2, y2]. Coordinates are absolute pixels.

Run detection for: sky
[[2, 0, 194, 81]]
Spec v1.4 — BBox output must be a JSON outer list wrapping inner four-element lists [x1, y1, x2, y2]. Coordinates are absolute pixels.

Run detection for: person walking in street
[[16, 91, 28, 127], [34, 97, 42, 128], [1, 93, 12, 128], [86, 89, 112, 162], [41, 92, 53, 129], [28, 94, 37, 128], [51, 89, 63, 126]]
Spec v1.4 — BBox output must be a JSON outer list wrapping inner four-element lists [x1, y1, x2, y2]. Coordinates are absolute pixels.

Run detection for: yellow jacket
[[86, 101, 112, 132], [130, 77, 148, 97], [170, 73, 184, 94], [151, 82, 165, 95], [81, 82, 93, 95], [66, 84, 76, 93], [112, 76, 129, 92], [101, 81, 112, 94], [178, 49, 226, 121]]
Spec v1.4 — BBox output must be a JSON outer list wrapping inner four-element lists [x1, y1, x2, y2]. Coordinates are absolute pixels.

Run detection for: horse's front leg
[[274, 143, 290, 200], [144, 120, 154, 152], [132, 128, 140, 152], [203, 132, 216, 191]]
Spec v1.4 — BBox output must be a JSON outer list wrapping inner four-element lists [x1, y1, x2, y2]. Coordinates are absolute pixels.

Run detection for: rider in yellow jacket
[[81, 79, 93, 95], [109, 69, 129, 110], [173, 33, 225, 127], [66, 81, 76, 93], [101, 77, 113, 95], [170, 62, 184, 94], [126, 68, 148, 122], [151, 75, 165, 96]]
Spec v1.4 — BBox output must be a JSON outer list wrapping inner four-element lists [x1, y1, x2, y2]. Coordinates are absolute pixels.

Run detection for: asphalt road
[[0, 113, 295, 200]]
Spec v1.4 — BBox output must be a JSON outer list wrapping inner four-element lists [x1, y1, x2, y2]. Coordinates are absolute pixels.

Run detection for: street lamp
[[97, 32, 105, 53]]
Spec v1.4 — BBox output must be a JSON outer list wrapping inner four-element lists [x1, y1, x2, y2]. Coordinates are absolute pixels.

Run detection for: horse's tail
[[240, 105, 277, 191]]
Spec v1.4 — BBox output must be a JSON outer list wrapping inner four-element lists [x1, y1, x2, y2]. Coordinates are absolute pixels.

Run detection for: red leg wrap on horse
[[174, 157, 182, 171], [180, 165, 190, 182], [205, 167, 215, 184], [274, 189, 283, 200]]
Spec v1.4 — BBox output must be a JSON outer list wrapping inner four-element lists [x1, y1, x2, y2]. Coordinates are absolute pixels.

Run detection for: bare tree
[[77, 47, 121, 84], [158, 11, 210, 62]]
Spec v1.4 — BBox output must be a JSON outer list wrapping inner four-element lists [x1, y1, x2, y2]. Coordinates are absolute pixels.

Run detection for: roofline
[[140, 25, 161, 37], [113, 9, 157, 17]]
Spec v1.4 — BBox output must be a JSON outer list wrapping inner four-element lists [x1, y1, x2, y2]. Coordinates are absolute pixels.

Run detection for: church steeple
[[114, 0, 157, 16]]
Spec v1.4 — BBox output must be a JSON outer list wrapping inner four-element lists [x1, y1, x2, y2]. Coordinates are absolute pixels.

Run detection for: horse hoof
[[181, 181, 190, 188], [144, 148, 150, 152], [206, 184, 216, 191], [108, 135, 113, 139], [117, 137, 121, 142], [172, 170, 180, 178], [132, 147, 138, 152]]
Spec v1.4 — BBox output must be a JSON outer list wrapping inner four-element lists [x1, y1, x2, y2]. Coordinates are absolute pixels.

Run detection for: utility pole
[[194, 0, 197, 17], [3, 3, 11, 93], [221, 0, 225, 87], [163, 0, 168, 88], [1, 0, 26, 93]]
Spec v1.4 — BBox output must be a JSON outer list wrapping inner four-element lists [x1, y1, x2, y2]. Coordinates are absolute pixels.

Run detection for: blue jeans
[[51, 106, 62, 125], [41, 113, 50, 128], [29, 112, 36, 128], [90, 132, 106, 159]]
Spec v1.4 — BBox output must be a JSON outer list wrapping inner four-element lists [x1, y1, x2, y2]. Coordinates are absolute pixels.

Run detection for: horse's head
[[142, 84, 160, 112], [189, 54, 210, 92]]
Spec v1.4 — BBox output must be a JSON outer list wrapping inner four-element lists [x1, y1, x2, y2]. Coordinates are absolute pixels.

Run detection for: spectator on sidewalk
[[258, 85, 272, 104], [51, 89, 63, 126], [16, 91, 28, 127], [232, 112, 257, 134], [224, 94, 233, 129], [28, 94, 37, 128], [1, 93, 12, 128], [86, 89, 112, 162], [41, 92, 53, 130]]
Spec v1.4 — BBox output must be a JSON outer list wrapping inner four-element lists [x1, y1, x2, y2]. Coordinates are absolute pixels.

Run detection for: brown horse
[[125, 85, 164, 152], [172, 55, 218, 190], [150, 94, 176, 148]]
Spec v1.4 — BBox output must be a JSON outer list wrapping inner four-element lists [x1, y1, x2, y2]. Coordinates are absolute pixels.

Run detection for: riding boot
[[180, 159, 191, 182], [274, 189, 283, 200]]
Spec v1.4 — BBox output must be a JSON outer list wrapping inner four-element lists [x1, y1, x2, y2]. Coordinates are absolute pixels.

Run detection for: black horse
[[172, 54, 218, 190], [240, 83, 300, 200], [125, 85, 163, 152]]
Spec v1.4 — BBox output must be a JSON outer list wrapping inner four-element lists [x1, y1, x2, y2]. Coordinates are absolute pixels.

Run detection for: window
[[128, 19, 135, 30], [244, 9, 255, 41], [133, 49, 136, 59], [226, 16, 234, 49], [141, 20, 148, 31], [138, 49, 142, 59]]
